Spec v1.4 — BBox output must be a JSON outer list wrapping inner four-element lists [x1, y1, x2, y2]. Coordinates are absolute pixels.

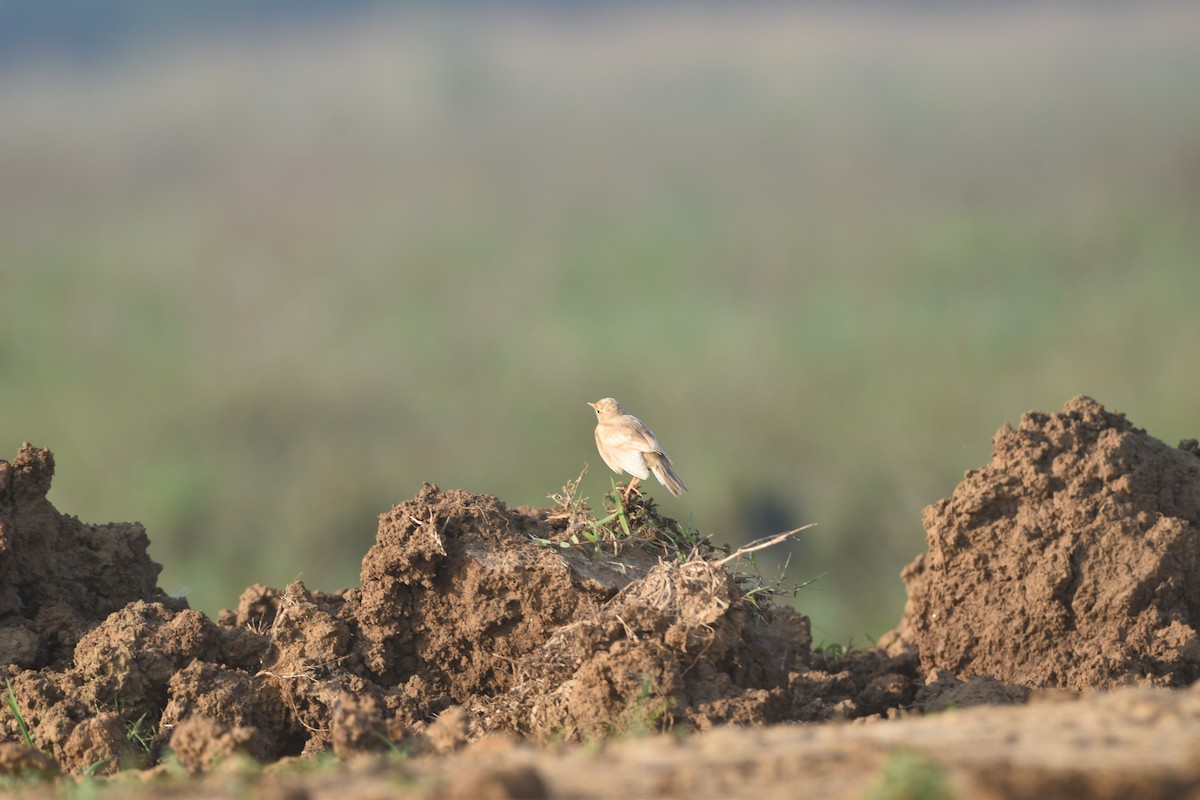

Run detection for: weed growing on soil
[[369, 730, 412, 760], [545, 466, 593, 535], [4, 678, 35, 749], [711, 525, 820, 615], [542, 467, 641, 554], [812, 640, 857, 671], [735, 549, 826, 610], [866, 750, 953, 800], [613, 676, 675, 739], [125, 713, 155, 753], [544, 470, 819, 620], [542, 467, 721, 559]]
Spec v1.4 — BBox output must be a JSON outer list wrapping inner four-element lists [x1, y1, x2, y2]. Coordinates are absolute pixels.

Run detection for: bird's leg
[[622, 476, 642, 502]]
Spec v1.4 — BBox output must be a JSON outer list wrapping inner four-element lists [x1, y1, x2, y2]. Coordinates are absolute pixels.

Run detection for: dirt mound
[[0, 444, 183, 670], [2, 454, 913, 775], [6, 396, 1200, 788], [896, 395, 1200, 690], [8, 394, 1200, 784]]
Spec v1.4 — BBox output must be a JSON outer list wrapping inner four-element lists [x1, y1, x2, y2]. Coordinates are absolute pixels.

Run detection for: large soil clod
[[896, 395, 1200, 690], [0, 444, 184, 671]]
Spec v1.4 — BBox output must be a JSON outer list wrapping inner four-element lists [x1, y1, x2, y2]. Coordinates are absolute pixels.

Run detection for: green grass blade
[[4, 678, 35, 749]]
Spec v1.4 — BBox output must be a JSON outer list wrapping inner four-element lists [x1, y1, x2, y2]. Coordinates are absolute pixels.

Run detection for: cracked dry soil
[[3, 395, 1200, 798]]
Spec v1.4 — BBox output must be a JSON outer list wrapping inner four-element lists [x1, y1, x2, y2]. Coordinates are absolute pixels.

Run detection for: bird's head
[[587, 397, 624, 417]]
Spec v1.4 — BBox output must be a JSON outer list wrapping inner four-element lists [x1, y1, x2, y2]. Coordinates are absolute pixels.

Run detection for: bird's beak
[[586, 402, 597, 409]]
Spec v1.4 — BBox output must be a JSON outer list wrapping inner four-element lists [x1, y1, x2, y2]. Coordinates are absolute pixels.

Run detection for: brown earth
[[893, 395, 1200, 690], [2, 394, 1200, 798]]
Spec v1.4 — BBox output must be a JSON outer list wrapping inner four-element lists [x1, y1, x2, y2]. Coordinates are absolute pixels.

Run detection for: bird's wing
[[625, 416, 667, 455], [607, 445, 651, 479]]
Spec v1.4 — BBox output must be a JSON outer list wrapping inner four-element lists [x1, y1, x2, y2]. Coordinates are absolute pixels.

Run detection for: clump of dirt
[[0, 444, 183, 670], [351, 487, 616, 700], [0, 741, 59, 779], [1, 451, 911, 776], [491, 557, 804, 737], [895, 395, 1200, 690]]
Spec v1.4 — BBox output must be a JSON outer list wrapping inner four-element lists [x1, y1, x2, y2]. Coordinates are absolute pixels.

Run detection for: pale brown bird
[[587, 397, 688, 498]]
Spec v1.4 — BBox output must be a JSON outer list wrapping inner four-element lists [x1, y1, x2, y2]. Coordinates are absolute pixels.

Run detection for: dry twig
[[715, 524, 816, 567]]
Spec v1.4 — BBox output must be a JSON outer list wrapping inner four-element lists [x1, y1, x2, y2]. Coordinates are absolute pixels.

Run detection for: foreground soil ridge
[[2, 394, 1200, 796]]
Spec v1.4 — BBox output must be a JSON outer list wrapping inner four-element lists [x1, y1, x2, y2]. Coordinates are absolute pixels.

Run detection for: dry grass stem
[[715, 524, 817, 567]]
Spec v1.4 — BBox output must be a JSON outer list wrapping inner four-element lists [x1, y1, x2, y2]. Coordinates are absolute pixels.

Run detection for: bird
[[587, 397, 688, 499]]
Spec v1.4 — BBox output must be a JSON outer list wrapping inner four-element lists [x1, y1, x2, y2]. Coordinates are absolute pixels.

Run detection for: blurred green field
[[2, 4, 1198, 644]]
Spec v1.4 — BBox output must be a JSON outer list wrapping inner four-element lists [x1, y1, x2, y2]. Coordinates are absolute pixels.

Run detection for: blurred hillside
[[2, 3, 1198, 644]]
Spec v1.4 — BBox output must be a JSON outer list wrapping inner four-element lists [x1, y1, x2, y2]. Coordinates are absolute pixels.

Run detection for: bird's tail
[[645, 452, 688, 497]]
